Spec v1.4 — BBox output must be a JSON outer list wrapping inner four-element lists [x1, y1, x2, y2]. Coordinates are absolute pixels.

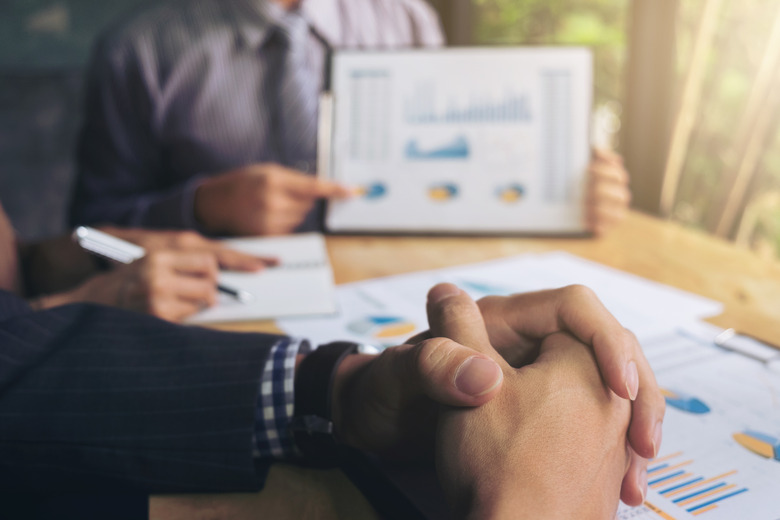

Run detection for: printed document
[[323, 48, 593, 234]]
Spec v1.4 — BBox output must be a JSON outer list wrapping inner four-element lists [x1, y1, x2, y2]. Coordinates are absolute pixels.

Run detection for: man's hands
[[194, 163, 353, 236], [332, 327, 504, 461], [476, 286, 665, 465], [408, 284, 665, 477], [585, 148, 631, 236], [429, 284, 632, 519], [331, 283, 639, 519]]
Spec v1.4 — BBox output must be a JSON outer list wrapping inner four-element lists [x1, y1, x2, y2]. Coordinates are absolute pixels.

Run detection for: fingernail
[[625, 360, 638, 401], [455, 357, 503, 397], [639, 469, 648, 502], [428, 284, 461, 304], [653, 421, 663, 458]]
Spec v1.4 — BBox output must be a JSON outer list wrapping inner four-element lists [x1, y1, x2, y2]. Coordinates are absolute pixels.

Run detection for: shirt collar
[[235, 0, 337, 50], [235, 0, 293, 50]]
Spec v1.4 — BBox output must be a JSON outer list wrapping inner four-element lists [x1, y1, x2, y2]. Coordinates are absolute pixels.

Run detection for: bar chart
[[647, 451, 748, 517], [404, 82, 532, 125]]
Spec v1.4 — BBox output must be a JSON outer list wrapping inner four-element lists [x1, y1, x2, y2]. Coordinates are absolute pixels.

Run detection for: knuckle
[[264, 169, 282, 188], [652, 389, 667, 413], [416, 338, 458, 378], [561, 283, 596, 303], [436, 297, 475, 322], [178, 231, 202, 248], [264, 197, 284, 213], [150, 250, 172, 268]]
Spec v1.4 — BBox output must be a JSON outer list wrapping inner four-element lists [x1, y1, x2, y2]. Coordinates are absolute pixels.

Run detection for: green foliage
[[473, 0, 780, 258], [673, 0, 780, 259], [472, 0, 629, 108]]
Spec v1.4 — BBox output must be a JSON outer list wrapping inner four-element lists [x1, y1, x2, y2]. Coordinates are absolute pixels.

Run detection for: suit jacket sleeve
[[0, 290, 282, 494]]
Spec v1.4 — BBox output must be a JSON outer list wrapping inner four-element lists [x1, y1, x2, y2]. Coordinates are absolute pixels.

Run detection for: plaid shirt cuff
[[253, 337, 311, 460]]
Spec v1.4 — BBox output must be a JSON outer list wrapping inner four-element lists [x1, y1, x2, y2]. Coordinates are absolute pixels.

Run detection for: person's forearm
[[22, 236, 101, 297], [27, 291, 82, 311]]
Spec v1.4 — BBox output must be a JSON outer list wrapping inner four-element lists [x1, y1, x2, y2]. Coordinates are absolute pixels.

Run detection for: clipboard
[[319, 47, 593, 235]]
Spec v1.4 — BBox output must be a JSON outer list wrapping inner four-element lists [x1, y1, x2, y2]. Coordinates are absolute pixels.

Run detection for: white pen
[[72, 226, 254, 304]]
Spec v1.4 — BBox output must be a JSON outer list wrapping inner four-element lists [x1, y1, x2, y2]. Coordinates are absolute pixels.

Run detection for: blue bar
[[673, 483, 726, 503], [687, 489, 749, 513], [649, 470, 684, 486], [661, 477, 704, 495], [648, 463, 669, 474]]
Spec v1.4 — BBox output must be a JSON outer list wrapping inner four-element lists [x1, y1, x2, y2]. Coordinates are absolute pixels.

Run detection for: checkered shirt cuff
[[253, 337, 311, 460]]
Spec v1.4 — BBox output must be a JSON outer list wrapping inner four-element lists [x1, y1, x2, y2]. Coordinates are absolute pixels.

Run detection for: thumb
[[406, 337, 504, 407]]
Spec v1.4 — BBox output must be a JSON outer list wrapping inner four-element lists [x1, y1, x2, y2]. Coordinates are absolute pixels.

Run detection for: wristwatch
[[289, 341, 360, 467]]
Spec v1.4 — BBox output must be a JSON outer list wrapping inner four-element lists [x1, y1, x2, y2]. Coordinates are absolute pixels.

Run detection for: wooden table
[[152, 211, 780, 519]]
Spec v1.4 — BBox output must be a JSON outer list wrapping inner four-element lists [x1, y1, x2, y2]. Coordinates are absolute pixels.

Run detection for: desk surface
[[220, 210, 780, 345], [153, 211, 780, 520]]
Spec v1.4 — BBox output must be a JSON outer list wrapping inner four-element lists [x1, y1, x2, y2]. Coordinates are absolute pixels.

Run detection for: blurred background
[[2, 0, 780, 260]]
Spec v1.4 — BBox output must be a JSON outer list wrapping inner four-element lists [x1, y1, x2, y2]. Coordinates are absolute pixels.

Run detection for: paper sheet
[[617, 324, 780, 520], [187, 233, 336, 324], [277, 252, 723, 347], [323, 48, 593, 234]]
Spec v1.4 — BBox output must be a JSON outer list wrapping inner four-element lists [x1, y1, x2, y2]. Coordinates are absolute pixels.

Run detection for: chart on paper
[[324, 48, 593, 233], [617, 328, 780, 520]]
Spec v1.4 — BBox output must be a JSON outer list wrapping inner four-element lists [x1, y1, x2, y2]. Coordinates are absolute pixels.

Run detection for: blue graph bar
[[660, 477, 704, 495], [648, 463, 669, 474], [649, 470, 685, 486], [686, 489, 749, 513], [673, 483, 727, 503], [405, 88, 531, 124]]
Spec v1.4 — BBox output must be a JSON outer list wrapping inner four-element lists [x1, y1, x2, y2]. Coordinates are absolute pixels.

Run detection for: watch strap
[[291, 341, 358, 466]]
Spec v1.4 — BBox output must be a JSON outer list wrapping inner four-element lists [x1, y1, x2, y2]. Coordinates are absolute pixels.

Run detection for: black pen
[[73, 226, 254, 304]]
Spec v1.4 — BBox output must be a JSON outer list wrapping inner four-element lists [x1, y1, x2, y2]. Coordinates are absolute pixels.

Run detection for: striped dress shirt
[[70, 0, 444, 230]]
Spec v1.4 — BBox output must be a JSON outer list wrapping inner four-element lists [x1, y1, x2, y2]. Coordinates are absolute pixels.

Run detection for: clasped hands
[[332, 283, 664, 519]]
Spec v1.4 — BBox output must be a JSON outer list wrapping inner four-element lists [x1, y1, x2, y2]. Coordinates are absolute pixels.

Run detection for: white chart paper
[[277, 252, 723, 348], [617, 324, 780, 520], [323, 48, 593, 234]]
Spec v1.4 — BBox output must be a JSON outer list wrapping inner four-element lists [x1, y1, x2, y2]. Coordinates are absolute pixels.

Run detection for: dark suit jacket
[[0, 289, 283, 508]]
